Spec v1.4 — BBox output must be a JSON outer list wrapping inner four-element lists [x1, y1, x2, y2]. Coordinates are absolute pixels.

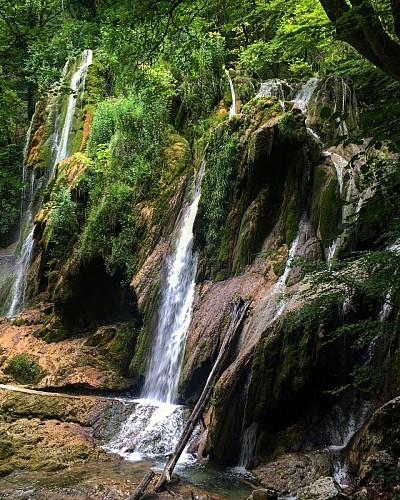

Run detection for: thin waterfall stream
[[225, 69, 236, 117], [4, 50, 92, 318]]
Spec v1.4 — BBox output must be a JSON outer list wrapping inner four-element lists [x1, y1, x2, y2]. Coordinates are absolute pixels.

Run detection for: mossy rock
[[232, 188, 269, 273], [128, 325, 153, 384], [310, 161, 340, 247], [4, 354, 46, 385], [35, 312, 71, 343], [0, 439, 14, 460]]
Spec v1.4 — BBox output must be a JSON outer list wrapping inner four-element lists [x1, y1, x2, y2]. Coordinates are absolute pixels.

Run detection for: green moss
[[35, 312, 70, 343], [278, 111, 307, 142], [0, 439, 14, 460], [310, 162, 340, 246], [128, 326, 152, 383], [234, 75, 256, 105], [232, 189, 268, 273], [4, 354, 45, 385], [247, 312, 317, 421]]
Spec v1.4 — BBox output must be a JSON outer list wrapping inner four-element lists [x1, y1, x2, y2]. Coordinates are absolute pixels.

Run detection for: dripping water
[[238, 422, 258, 468], [273, 217, 305, 320], [327, 153, 347, 265]]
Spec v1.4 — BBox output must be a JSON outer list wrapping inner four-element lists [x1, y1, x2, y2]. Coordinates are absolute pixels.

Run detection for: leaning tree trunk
[[154, 299, 251, 492]]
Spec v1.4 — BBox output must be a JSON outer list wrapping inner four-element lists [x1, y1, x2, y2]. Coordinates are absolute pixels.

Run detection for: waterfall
[[55, 49, 92, 167], [5, 50, 92, 318], [107, 164, 205, 461], [142, 164, 205, 403], [272, 217, 305, 320], [225, 69, 236, 117], [378, 243, 400, 321], [327, 153, 347, 264], [277, 226, 302, 288], [238, 422, 258, 468], [292, 77, 319, 113], [256, 79, 289, 100], [256, 79, 291, 110], [312, 77, 357, 137]]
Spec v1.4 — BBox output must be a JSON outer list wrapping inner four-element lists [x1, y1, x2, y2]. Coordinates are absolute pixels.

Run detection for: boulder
[[247, 488, 278, 500], [298, 477, 348, 500]]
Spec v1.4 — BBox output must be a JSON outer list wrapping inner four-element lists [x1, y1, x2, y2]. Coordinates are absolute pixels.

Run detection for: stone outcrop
[[298, 477, 348, 499], [0, 311, 137, 390], [0, 386, 136, 475]]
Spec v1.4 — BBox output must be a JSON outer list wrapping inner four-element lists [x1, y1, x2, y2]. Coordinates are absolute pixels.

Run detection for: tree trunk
[[154, 299, 251, 492], [319, 0, 400, 83], [128, 470, 155, 500]]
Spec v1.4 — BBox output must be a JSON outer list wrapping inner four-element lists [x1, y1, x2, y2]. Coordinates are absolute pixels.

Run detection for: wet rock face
[[307, 76, 358, 145], [349, 396, 400, 494], [246, 488, 278, 500], [53, 256, 139, 329], [252, 452, 332, 497]]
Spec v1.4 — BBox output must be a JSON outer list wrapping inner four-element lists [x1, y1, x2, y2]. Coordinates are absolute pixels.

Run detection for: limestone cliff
[[1, 61, 399, 500]]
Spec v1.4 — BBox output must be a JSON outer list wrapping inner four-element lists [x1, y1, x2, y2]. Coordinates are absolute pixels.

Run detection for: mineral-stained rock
[[349, 396, 400, 486], [298, 477, 348, 500], [0, 314, 136, 390]]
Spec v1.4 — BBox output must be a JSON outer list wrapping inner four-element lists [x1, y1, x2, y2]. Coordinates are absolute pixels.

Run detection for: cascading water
[[55, 49, 92, 167], [225, 69, 236, 117], [378, 243, 400, 321], [273, 217, 304, 319], [256, 79, 290, 100], [142, 165, 204, 403], [107, 164, 205, 461], [4, 50, 92, 318], [238, 422, 258, 468], [327, 153, 347, 264], [312, 77, 358, 137], [292, 77, 319, 113]]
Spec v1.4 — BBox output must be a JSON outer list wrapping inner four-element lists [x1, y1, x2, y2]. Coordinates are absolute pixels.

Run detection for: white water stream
[[256, 79, 289, 100], [5, 50, 92, 318], [292, 77, 319, 113], [108, 164, 205, 460], [327, 153, 347, 265], [225, 69, 236, 117]]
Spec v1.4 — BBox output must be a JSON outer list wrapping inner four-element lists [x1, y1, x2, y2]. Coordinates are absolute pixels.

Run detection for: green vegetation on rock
[[4, 354, 45, 385]]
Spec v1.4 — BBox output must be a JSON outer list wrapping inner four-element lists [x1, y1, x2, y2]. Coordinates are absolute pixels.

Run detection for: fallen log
[[154, 299, 251, 492], [128, 469, 155, 500]]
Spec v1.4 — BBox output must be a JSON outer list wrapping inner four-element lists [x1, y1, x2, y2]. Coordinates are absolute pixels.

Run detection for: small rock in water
[[247, 488, 278, 500], [298, 476, 348, 499]]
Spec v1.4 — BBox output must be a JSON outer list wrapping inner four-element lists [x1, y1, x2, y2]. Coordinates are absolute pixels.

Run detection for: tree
[[318, 0, 400, 83]]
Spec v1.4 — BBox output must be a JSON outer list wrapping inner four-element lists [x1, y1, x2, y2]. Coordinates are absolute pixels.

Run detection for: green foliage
[[167, 32, 225, 130], [89, 100, 115, 146], [201, 125, 241, 258], [0, 144, 22, 239], [278, 112, 303, 141], [4, 353, 45, 385], [370, 460, 400, 485], [49, 187, 78, 257]]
